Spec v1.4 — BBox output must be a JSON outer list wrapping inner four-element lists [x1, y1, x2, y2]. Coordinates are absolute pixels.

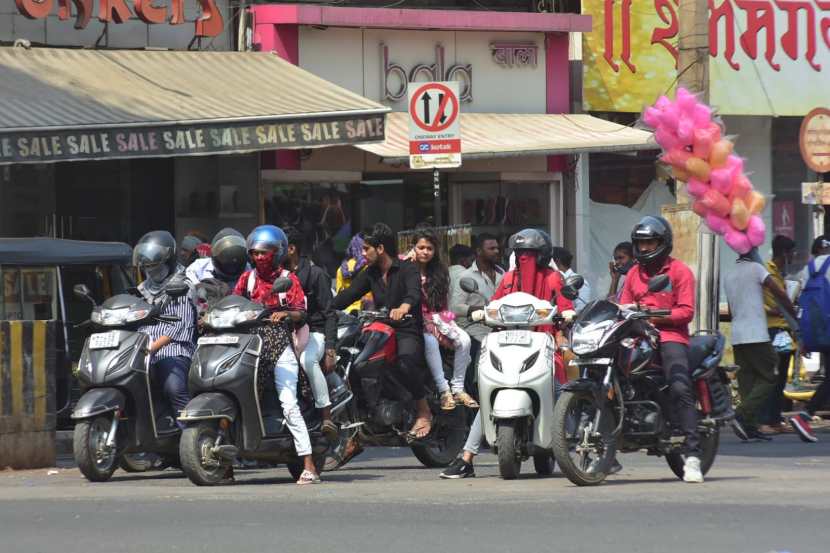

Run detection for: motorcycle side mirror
[[271, 277, 293, 294], [459, 277, 479, 294], [73, 284, 96, 306], [560, 274, 584, 301], [647, 274, 670, 293], [165, 278, 190, 298]]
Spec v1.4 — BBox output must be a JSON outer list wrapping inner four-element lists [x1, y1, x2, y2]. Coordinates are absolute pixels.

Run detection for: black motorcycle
[[178, 278, 331, 485], [71, 282, 187, 482], [325, 309, 469, 470], [551, 275, 734, 486]]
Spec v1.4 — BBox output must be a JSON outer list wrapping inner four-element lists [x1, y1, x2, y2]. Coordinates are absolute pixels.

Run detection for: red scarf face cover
[[253, 251, 278, 282], [516, 251, 541, 295]]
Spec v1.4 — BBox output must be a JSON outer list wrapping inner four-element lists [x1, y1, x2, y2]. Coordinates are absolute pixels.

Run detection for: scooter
[[178, 278, 329, 485], [71, 281, 187, 482], [459, 275, 581, 479]]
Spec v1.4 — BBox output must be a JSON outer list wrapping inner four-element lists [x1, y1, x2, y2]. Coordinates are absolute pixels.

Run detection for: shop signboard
[[13, 0, 225, 38], [0, 114, 386, 165], [582, 0, 830, 116], [801, 182, 830, 205], [773, 200, 795, 239], [800, 108, 830, 174], [407, 81, 462, 170]]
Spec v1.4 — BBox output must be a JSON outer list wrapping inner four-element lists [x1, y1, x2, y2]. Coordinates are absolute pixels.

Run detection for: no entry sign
[[408, 81, 462, 170]]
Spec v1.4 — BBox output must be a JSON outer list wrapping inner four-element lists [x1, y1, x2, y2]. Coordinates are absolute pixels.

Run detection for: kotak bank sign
[[15, 0, 224, 38]]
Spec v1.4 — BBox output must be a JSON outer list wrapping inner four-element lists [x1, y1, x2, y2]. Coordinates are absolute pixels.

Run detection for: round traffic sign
[[409, 83, 459, 133]]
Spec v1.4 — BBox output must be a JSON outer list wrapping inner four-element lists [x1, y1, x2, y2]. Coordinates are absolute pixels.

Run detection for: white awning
[[356, 112, 657, 163], [0, 46, 388, 164]]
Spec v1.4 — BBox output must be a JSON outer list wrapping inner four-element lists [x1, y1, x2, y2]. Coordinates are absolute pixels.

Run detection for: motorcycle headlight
[[498, 304, 535, 324], [571, 321, 614, 355]]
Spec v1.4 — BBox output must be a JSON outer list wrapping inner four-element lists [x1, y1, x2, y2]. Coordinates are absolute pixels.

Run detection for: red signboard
[[15, 0, 224, 38]]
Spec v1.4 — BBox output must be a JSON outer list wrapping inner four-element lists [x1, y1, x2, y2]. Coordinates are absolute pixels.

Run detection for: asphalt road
[[1, 432, 828, 553]]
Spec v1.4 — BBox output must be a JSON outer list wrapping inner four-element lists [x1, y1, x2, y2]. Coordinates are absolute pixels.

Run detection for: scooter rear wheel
[[180, 422, 229, 486], [74, 416, 118, 482]]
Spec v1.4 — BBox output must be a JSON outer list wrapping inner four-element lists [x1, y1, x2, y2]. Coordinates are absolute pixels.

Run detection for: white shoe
[[682, 456, 704, 483]]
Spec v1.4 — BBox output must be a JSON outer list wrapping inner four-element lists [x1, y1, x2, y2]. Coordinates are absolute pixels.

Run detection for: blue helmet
[[246, 225, 288, 268]]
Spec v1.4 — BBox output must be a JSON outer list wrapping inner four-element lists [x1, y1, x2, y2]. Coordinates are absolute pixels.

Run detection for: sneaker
[[439, 458, 475, 479], [440, 390, 456, 411], [746, 427, 773, 441], [682, 456, 704, 483], [789, 412, 818, 443], [731, 416, 750, 442], [608, 459, 623, 475]]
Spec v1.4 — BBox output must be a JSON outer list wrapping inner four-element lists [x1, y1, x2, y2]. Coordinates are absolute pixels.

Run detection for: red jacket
[[233, 268, 306, 310], [619, 257, 695, 345], [492, 267, 573, 383]]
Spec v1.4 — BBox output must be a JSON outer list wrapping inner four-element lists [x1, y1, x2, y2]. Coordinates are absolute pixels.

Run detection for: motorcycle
[[551, 274, 734, 486], [459, 275, 580, 479], [325, 308, 470, 470], [178, 277, 334, 485], [71, 281, 188, 482]]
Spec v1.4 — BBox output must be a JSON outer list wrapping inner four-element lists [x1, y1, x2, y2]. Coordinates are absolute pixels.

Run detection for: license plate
[[89, 331, 119, 350], [497, 330, 532, 346], [198, 335, 240, 346]]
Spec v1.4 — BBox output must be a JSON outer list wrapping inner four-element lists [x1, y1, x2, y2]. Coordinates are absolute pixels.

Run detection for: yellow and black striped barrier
[[0, 320, 57, 469]]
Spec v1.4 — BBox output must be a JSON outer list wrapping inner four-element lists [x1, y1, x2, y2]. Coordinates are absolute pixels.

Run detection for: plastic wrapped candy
[[724, 228, 752, 255], [705, 212, 731, 235], [686, 178, 709, 198], [745, 190, 766, 215], [709, 140, 734, 168], [686, 158, 712, 181], [730, 198, 751, 231], [746, 216, 765, 247]]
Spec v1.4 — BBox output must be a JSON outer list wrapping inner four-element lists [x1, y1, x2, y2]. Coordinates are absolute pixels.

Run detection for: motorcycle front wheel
[[179, 422, 229, 486], [551, 390, 617, 487], [73, 415, 118, 482], [665, 426, 720, 480]]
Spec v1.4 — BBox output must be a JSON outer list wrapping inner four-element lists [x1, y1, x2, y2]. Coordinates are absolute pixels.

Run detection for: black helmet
[[631, 216, 673, 267], [133, 230, 177, 284], [211, 228, 247, 283], [509, 228, 552, 268]]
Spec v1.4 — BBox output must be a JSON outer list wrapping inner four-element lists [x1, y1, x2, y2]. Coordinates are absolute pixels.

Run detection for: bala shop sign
[[15, 0, 224, 38]]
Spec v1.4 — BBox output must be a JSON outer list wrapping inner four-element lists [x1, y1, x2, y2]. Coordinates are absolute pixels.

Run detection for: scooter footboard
[[179, 393, 238, 423], [491, 389, 534, 419], [71, 388, 127, 420]]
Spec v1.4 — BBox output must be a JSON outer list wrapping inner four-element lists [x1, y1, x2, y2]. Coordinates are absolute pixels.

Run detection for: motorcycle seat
[[688, 334, 720, 374]]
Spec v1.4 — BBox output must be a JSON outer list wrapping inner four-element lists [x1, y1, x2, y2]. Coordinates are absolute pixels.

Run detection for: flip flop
[[406, 418, 433, 442]]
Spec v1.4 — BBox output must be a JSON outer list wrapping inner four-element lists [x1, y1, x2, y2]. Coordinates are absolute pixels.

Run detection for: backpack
[[798, 257, 830, 352]]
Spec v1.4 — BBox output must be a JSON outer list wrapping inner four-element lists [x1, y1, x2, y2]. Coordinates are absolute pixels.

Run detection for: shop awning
[[356, 112, 657, 163], [0, 47, 389, 164]]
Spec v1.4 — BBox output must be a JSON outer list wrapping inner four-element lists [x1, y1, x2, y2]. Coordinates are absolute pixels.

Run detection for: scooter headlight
[[204, 308, 259, 329], [498, 304, 535, 324]]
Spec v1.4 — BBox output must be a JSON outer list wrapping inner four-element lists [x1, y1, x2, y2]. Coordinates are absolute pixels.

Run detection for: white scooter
[[459, 275, 581, 479]]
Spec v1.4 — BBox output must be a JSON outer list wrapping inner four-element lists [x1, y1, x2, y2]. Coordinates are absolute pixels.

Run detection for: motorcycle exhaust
[[211, 445, 240, 461]]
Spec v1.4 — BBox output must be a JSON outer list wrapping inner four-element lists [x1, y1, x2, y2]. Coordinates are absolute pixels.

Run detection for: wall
[[298, 27, 548, 114], [0, 1, 232, 50]]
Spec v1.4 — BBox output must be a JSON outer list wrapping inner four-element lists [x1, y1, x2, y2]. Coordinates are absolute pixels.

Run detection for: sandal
[[440, 390, 456, 411], [296, 470, 321, 485], [406, 417, 433, 442], [453, 391, 479, 409], [321, 419, 339, 442]]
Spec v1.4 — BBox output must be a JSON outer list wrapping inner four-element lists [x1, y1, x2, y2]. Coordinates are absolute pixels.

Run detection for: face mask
[[144, 263, 170, 284], [517, 251, 539, 294]]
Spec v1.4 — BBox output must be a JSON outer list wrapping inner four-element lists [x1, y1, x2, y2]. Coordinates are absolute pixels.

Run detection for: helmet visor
[[133, 242, 172, 267]]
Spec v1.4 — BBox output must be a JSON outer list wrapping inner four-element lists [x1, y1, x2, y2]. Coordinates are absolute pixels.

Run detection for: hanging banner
[[0, 114, 386, 165], [582, 0, 830, 116]]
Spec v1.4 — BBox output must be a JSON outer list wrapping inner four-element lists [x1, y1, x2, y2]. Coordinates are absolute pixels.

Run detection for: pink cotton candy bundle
[[642, 87, 768, 255]]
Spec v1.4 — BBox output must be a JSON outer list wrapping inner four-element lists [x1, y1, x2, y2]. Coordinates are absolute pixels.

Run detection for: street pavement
[[1, 431, 828, 553]]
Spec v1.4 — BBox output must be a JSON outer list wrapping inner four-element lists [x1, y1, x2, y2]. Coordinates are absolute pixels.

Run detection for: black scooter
[[71, 281, 187, 482], [178, 278, 328, 485]]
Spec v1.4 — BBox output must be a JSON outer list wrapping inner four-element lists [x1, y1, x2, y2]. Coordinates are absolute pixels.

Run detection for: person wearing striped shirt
[[134, 231, 198, 430]]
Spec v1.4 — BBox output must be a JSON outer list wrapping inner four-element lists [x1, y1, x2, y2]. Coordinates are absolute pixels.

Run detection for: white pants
[[423, 327, 471, 394], [274, 347, 312, 457], [300, 332, 331, 409]]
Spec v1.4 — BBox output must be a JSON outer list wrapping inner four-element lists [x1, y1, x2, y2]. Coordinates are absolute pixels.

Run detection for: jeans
[[424, 327, 472, 394], [151, 355, 191, 428], [463, 411, 484, 455], [396, 331, 427, 401], [274, 347, 312, 457], [300, 332, 331, 409], [661, 342, 700, 456], [733, 342, 777, 428]]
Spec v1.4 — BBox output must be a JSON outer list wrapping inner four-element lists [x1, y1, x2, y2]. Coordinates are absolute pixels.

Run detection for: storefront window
[[0, 267, 57, 321]]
